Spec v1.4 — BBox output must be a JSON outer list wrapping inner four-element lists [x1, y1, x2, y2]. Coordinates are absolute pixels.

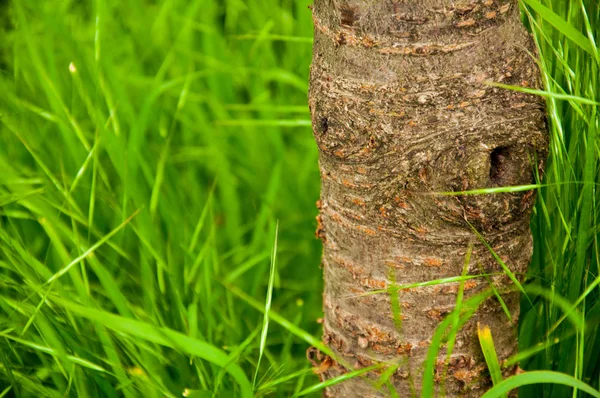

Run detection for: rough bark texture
[[308, 0, 546, 396]]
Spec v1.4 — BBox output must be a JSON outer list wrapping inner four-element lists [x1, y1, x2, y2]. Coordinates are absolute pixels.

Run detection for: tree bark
[[308, 0, 546, 396]]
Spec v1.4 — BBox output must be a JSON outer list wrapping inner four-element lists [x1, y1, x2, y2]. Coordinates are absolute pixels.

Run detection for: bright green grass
[[0, 0, 598, 397], [0, 0, 321, 396], [519, 1, 600, 397]]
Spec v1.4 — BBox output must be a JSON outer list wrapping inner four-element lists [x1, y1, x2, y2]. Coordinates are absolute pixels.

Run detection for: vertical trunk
[[308, 0, 546, 396]]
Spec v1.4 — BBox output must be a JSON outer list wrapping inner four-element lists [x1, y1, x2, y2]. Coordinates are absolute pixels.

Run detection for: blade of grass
[[46, 209, 140, 284], [293, 363, 386, 397], [480, 371, 600, 398], [477, 324, 505, 394], [466, 220, 530, 304], [484, 82, 599, 105], [521, 0, 596, 56], [253, 221, 278, 388], [0, 333, 108, 373]]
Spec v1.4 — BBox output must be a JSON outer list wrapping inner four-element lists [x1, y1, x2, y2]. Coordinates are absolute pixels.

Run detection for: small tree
[[308, 1, 546, 396]]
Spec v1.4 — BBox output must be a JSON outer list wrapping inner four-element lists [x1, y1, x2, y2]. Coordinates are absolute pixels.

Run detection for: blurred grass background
[[0, 0, 322, 396], [0, 0, 599, 397]]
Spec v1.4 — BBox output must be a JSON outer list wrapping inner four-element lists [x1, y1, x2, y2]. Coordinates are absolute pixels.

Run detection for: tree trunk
[[308, 0, 546, 396]]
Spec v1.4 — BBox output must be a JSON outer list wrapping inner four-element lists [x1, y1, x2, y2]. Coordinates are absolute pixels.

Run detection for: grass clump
[[519, 0, 600, 396]]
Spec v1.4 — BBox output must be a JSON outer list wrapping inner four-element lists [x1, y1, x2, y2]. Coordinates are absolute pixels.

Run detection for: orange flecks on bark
[[352, 198, 366, 207], [397, 342, 413, 356], [332, 256, 367, 279], [415, 227, 428, 235], [307, 347, 336, 375], [435, 280, 480, 295], [385, 312, 409, 321], [349, 286, 366, 295], [394, 196, 411, 209], [356, 225, 377, 236], [426, 309, 443, 321], [453, 366, 485, 385], [315, 214, 326, 241], [361, 278, 386, 289], [423, 257, 443, 267], [371, 343, 396, 355], [456, 19, 476, 28], [384, 260, 406, 269], [341, 178, 357, 188]]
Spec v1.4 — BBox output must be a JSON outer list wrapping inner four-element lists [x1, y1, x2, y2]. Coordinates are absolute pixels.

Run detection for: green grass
[[0, 0, 598, 397], [519, 1, 600, 397], [0, 0, 321, 396]]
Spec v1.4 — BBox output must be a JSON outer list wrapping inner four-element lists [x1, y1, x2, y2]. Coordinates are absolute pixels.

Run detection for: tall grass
[[0, 0, 321, 396], [519, 0, 600, 396], [0, 0, 598, 397]]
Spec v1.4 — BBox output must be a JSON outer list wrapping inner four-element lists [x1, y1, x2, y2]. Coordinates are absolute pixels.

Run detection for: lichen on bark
[[308, 0, 547, 396]]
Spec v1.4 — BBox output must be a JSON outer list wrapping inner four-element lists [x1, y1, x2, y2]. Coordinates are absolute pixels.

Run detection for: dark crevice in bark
[[340, 5, 359, 27], [320, 117, 329, 134], [489, 146, 512, 184]]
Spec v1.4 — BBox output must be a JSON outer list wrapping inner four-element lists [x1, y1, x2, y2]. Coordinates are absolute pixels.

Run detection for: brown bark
[[308, 0, 546, 396]]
